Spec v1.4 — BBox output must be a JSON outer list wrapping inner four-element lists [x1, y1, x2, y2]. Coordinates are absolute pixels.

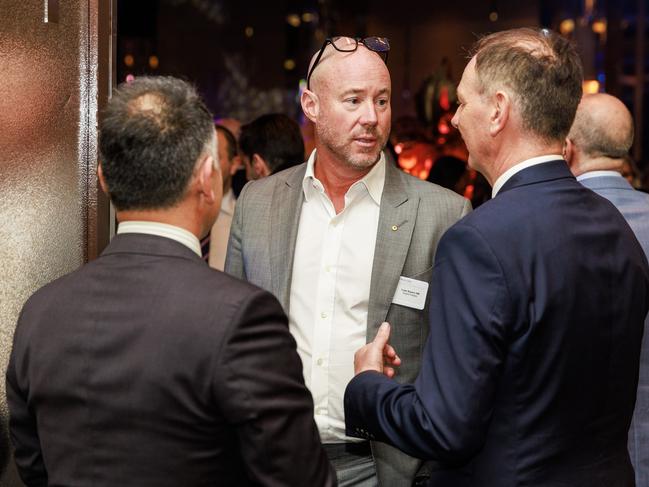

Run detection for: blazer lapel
[[270, 165, 306, 310], [367, 163, 419, 339]]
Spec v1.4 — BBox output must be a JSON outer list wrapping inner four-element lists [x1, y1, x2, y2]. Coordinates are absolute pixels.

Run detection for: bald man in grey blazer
[[226, 36, 470, 487]]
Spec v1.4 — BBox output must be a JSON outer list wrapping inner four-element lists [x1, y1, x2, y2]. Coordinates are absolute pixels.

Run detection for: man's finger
[[373, 322, 391, 349], [384, 353, 401, 367], [383, 344, 397, 358]]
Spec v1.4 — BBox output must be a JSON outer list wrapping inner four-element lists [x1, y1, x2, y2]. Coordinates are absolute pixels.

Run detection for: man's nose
[[451, 111, 459, 129], [360, 101, 378, 126]]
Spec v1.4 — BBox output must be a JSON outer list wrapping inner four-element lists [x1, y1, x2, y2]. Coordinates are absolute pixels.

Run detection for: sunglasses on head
[[306, 36, 390, 90]]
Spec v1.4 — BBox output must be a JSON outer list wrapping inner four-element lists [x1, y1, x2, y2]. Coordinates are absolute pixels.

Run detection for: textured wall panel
[[0, 0, 109, 484]]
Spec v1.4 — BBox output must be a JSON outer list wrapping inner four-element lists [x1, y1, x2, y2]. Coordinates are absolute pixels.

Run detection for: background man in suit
[[238, 113, 305, 178], [206, 124, 240, 270], [345, 28, 649, 486], [565, 92, 649, 487], [6, 76, 335, 487], [226, 37, 470, 486]]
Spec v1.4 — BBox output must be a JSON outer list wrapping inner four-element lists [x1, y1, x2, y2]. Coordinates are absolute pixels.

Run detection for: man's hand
[[353, 322, 401, 377]]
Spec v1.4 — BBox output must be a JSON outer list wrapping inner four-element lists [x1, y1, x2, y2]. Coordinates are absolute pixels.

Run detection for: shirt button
[[325, 265, 331, 272], [317, 358, 324, 366], [321, 312, 327, 319], [317, 407, 327, 415]]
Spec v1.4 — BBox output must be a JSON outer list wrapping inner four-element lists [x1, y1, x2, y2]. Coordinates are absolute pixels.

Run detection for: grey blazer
[[580, 174, 649, 487], [226, 160, 471, 486]]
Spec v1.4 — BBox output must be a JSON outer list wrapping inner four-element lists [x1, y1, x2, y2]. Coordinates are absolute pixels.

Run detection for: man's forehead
[[309, 45, 388, 90]]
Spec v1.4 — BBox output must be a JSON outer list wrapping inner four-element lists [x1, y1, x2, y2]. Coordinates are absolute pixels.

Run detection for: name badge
[[391, 276, 429, 310]]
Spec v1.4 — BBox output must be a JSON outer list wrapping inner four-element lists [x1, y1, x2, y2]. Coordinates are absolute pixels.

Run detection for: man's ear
[[252, 154, 271, 178], [489, 91, 510, 137], [301, 89, 319, 123], [197, 154, 218, 204], [97, 163, 110, 196], [564, 138, 575, 166]]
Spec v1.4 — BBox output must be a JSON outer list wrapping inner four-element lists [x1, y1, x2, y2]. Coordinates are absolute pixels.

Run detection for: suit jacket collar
[[579, 173, 634, 192], [367, 162, 417, 339], [102, 233, 203, 262], [499, 160, 574, 196], [270, 164, 308, 309]]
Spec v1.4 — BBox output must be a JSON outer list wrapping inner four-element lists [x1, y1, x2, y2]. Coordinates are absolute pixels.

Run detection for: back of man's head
[[99, 76, 215, 211], [472, 28, 583, 143], [239, 113, 305, 175], [568, 93, 634, 160]]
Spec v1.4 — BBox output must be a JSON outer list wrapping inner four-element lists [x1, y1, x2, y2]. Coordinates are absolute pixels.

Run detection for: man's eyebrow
[[340, 88, 365, 97], [339, 88, 390, 97]]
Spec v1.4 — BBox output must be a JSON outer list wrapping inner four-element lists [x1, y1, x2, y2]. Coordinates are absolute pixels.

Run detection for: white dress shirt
[[117, 221, 201, 256], [491, 155, 564, 198], [209, 188, 236, 271], [289, 150, 385, 443]]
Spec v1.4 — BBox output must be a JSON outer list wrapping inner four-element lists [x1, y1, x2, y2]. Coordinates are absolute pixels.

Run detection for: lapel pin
[[391, 220, 407, 232]]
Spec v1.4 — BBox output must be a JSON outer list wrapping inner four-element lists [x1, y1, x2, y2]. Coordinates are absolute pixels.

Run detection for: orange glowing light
[[399, 155, 417, 170], [592, 20, 607, 34], [560, 19, 575, 35], [582, 80, 600, 94]]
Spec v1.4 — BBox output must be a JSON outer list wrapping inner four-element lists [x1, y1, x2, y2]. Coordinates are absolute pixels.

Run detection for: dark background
[[116, 0, 649, 173]]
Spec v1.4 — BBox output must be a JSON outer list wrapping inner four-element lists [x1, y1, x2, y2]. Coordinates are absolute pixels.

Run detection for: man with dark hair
[[566, 93, 649, 487], [227, 37, 470, 486], [206, 124, 240, 270], [345, 28, 649, 486], [238, 113, 305, 178], [6, 76, 335, 487]]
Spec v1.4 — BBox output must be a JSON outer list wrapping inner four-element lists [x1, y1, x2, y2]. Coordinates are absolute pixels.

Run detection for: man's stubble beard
[[316, 123, 387, 171]]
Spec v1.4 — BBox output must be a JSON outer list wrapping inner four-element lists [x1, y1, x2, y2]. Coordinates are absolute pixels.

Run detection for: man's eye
[[377, 99, 388, 106], [346, 98, 359, 105]]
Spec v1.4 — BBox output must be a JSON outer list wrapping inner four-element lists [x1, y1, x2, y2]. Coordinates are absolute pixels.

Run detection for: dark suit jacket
[[579, 174, 649, 487], [345, 161, 649, 486], [7, 233, 335, 487]]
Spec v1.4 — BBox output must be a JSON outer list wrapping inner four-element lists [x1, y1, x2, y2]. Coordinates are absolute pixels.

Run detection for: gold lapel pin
[[391, 225, 398, 231]]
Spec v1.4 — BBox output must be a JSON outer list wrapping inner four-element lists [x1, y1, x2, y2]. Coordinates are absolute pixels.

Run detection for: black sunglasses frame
[[306, 36, 390, 90]]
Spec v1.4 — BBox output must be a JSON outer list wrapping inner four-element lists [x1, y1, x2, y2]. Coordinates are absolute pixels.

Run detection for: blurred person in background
[[206, 124, 240, 270], [238, 113, 305, 179]]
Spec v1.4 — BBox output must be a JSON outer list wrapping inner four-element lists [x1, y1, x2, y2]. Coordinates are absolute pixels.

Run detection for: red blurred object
[[397, 141, 436, 180]]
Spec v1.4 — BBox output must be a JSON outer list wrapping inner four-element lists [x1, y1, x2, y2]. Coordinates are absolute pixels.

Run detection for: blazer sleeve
[[345, 222, 510, 464], [214, 289, 336, 487], [6, 311, 48, 487]]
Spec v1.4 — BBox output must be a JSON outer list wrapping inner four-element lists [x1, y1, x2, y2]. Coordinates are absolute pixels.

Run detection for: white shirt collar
[[302, 149, 385, 206], [492, 155, 563, 198], [117, 221, 202, 257], [576, 170, 622, 182]]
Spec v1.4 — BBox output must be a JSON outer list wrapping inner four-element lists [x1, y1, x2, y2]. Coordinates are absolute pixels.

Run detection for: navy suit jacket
[[345, 161, 649, 486], [7, 234, 335, 487], [579, 174, 649, 487]]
